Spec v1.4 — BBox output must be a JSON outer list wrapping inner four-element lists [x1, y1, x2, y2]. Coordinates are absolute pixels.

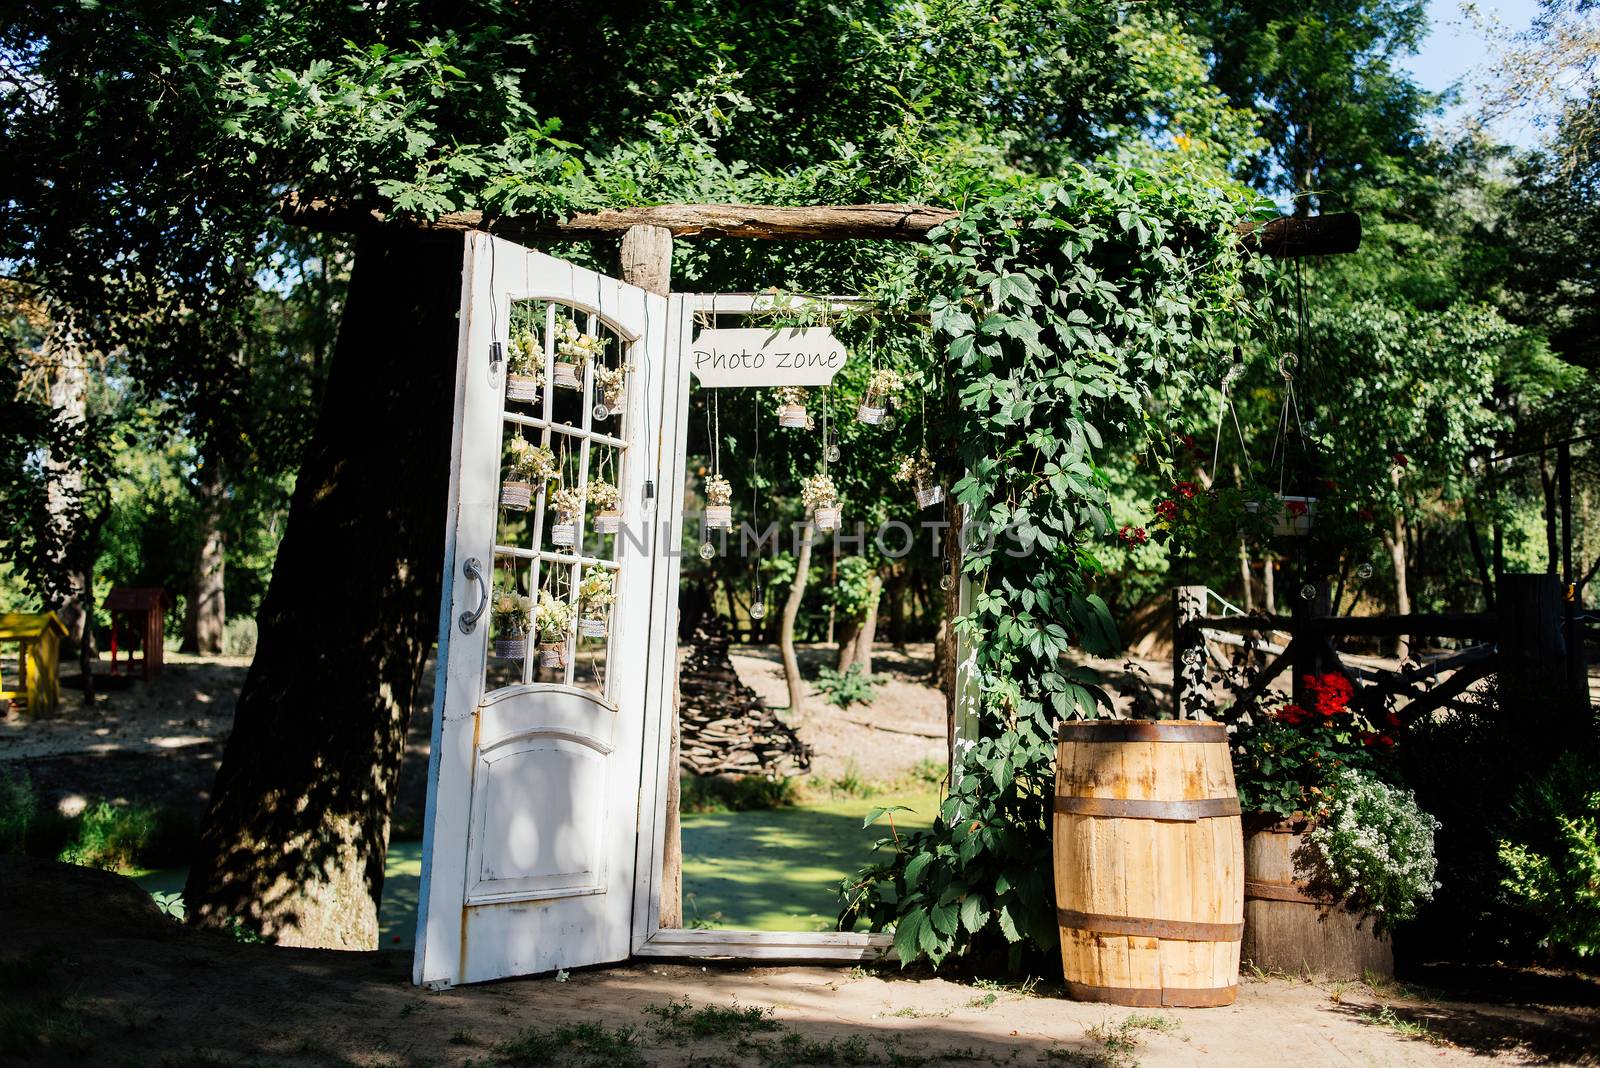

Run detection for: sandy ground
[[7, 856, 1599, 1068], [731, 642, 946, 782]]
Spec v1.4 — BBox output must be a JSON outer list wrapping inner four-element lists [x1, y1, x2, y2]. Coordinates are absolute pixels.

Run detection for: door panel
[[414, 233, 668, 986]]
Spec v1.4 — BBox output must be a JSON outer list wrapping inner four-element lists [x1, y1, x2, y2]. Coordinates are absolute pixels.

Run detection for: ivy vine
[[842, 162, 1275, 969]]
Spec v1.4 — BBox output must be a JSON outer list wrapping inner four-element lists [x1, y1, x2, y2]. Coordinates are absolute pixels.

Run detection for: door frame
[[626, 292, 977, 962]]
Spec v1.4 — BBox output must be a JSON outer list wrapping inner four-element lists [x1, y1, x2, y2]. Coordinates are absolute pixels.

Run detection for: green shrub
[[1300, 767, 1440, 929], [680, 774, 799, 813], [814, 665, 879, 709], [0, 770, 36, 854], [222, 616, 258, 657], [1499, 754, 1600, 958]]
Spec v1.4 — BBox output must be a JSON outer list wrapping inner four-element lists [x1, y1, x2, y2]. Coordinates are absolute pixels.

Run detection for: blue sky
[[1400, 0, 1546, 146]]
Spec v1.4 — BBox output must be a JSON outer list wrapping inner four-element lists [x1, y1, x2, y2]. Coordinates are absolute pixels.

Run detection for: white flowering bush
[[894, 450, 933, 484], [866, 367, 904, 400], [594, 363, 630, 398], [705, 473, 732, 506], [1300, 766, 1440, 929]]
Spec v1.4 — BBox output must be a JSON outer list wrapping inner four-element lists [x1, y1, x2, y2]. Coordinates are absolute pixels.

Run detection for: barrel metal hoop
[[1065, 980, 1238, 1008], [1054, 795, 1241, 821], [1057, 908, 1244, 942], [1058, 720, 1227, 743], [1245, 880, 1327, 905]]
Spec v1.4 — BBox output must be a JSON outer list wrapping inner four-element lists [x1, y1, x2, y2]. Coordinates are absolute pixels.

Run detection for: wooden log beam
[[281, 193, 1360, 257], [1193, 612, 1496, 641]]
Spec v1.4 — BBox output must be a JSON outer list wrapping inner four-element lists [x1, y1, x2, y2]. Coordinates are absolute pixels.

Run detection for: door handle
[[458, 557, 489, 634]]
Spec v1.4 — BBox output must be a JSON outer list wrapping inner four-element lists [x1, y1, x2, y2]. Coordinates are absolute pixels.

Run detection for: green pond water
[[134, 788, 939, 946]]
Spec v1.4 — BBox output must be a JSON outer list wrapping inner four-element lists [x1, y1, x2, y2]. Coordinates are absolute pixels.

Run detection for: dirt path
[[7, 857, 1598, 1067]]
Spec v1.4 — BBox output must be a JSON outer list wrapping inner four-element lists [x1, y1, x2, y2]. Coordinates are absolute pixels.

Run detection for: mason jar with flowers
[[490, 586, 532, 660], [501, 438, 557, 511], [534, 591, 575, 667], [1224, 674, 1438, 975], [589, 479, 623, 534], [775, 386, 813, 429], [506, 328, 545, 403], [895, 450, 942, 509], [553, 319, 605, 390], [577, 569, 616, 638], [593, 364, 631, 417], [802, 472, 841, 531], [704, 473, 733, 530], [858, 368, 904, 425], [549, 486, 585, 546]]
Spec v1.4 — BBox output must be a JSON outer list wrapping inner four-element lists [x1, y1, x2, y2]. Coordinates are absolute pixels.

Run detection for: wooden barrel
[[1053, 720, 1244, 1007], [1242, 817, 1393, 979]]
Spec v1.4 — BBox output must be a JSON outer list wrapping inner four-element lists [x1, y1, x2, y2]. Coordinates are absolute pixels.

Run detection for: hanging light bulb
[[749, 599, 767, 621], [825, 443, 841, 464], [1299, 583, 1317, 601], [939, 574, 954, 592], [698, 542, 716, 561], [593, 403, 611, 421], [1356, 562, 1374, 580], [1183, 647, 1205, 668], [882, 414, 896, 431]]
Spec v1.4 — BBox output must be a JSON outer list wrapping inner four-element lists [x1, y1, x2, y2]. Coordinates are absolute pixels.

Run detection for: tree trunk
[[1263, 554, 1277, 617], [182, 459, 227, 655], [854, 573, 883, 677], [1382, 505, 1412, 661], [1541, 450, 1559, 574], [40, 322, 99, 704], [184, 230, 463, 949], [1237, 539, 1254, 613], [780, 523, 814, 715], [835, 618, 861, 673]]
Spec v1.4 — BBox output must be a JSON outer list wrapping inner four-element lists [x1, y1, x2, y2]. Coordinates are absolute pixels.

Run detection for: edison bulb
[[825, 444, 841, 463], [750, 600, 767, 620], [698, 542, 716, 561]]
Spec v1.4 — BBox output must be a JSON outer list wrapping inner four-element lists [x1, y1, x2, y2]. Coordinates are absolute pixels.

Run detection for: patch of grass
[[0, 770, 194, 872], [0, 948, 92, 1058], [644, 997, 782, 1041], [1072, 1013, 1183, 1068], [1362, 971, 1425, 1002], [814, 665, 882, 709], [448, 1028, 480, 1046], [681, 774, 800, 813], [964, 992, 999, 1010], [824, 761, 875, 798], [905, 758, 946, 786], [1360, 1005, 1446, 1046], [497, 1021, 645, 1068], [877, 1005, 950, 1020]]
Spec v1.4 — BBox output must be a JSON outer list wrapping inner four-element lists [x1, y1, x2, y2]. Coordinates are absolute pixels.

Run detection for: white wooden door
[[414, 233, 670, 987]]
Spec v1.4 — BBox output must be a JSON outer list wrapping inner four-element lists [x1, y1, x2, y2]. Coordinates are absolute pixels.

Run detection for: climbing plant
[[842, 162, 1276, 968]]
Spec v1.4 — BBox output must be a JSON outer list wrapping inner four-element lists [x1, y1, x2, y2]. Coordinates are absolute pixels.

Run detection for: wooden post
[[1290, 582, 1332, 709], [1497, 573, 1568, 737], [1172, 585, 1208, 718], [618, 224, 682, 928], [1558, 442, 1587, 711]]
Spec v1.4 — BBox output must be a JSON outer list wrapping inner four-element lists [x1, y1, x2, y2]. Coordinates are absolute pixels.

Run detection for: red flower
[[1302, 673, 1353, 719], [1392, 452, 1409, 467], [1155, 499, 1179, 521], [1275, 703, 1309, 726], [1118, 524, 1149, 545], [1285, 500, 1308, 517], [1319, 477, 1338, 491], [1378, 735, 1396, 748], [1357, 507, 1376, 521], [1174, 481, 1198, 499]]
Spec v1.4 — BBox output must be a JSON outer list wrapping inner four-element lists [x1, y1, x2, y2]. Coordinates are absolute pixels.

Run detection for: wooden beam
[[281, 193, 1361, 257]]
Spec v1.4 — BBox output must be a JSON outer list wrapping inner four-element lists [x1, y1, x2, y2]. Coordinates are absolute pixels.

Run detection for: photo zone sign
[[689, 327, 847, 388]]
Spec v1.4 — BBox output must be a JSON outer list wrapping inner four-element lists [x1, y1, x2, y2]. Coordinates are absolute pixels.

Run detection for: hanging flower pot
[[500, 481, 533, 511], [857, 368, 904, 425], [775, 385, 812, 429], [506, 329, 545, 403], [550, 486, 585, 546], [553, 319, 605, 391], [802, 472, 841, 532], [490, 588, 532, 659], [501, 439, 556, 512], [492, 633, 528, 660], [896, 451, 941, 510], [594, 364, 630, 417], [1274, 494, 1317, 536], [588, 479, 623, 534], [534, 592, 575, 667], [704, 473, 733, 530], [578, 616, 607, 638]]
